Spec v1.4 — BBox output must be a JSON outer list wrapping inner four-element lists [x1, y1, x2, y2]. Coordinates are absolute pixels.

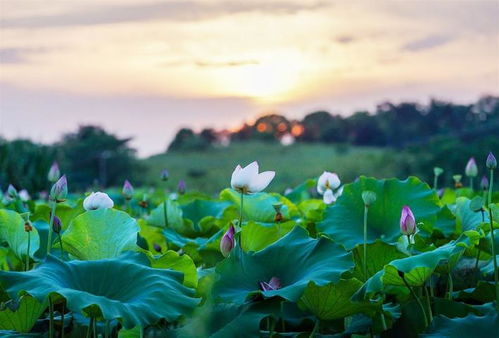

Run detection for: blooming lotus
[[83, 192, 114, 211], [230, 161, 275, 194], [220, 225, 235, 257], [317, 171, 341, 204], [400, 205, 416, 236], [19, 189, 30, 202]]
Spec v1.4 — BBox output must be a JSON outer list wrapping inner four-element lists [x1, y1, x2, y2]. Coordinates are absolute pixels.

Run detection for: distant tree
[[168, 128, 213, 151], [298, 111, 333, 142], [252, 114, 291, 141], [59, 125, 140, 189], [345, 112, 384, 146], [0, 138, 58, 193]]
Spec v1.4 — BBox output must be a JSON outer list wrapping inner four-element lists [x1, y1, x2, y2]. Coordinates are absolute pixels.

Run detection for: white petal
[[241, 161, 259, 180], [83, 193, 95, 210], [230, 165, 243, 189], [323, 189, 336, 204], [334, 186, 344, 198], [249, 171, 275, 193], [317, 171, 330, 192], [327, 173, 341, 190]]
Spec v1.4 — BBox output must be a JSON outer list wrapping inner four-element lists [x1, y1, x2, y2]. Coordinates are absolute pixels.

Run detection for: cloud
[[402, 35, 453, 52], [0, 1, 329, 29], [195, 60, 259, 68], [335, 35, 355, 44], [0, 47, 49, 63]]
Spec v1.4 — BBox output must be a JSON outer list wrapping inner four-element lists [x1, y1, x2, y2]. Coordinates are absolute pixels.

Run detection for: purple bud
[[52, 214, 62, 234], [480, 176, 489, 190], [220, 225, 235, 257], [153, 243, 162, 253], [160, 169, 169, 181], [259, 277, 281, 291], [486, 152, 497, 169], [47, 162, 61, 182], [7, 184, 18, 199], [400, 205, 416, 236], [177, 180, 186, 195], [122, 180, 134, 200], [49, 175, 68, 202], [465, 157, 478, 177]]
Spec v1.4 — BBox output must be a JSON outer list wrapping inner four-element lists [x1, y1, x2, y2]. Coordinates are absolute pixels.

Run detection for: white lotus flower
[[83, 192, 114, 211], [231, 161, 275, 194], [317, 171, 341, 204], [19, 189, 31, 202]]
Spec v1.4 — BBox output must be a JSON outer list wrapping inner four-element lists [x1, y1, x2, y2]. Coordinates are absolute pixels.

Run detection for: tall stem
[[25, 232, 30, 271], [488, 207, 499, 310], [163, 194, 168, 227], [433, 174, 438, 191], [488, 169, 494, 206], [58, 233, 64, 259], [424, 286, 433, 322], [86, 317, 93, 338], [470, 177, 474, 191], [401, 276, 428, 327], [309, 319, 319, 338], [61, 301, 65, 338], [447, 270, 453, 300], [47, 202, 57, 255], [363, 205, 368, 281], [238, 192, 244, 251]]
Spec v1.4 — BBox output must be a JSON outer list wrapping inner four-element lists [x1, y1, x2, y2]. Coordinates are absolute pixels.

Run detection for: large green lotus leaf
[[61, 209, 139, 260], [148, 250, 198, 288], [298, 279, 376, 320], [451, 197, 489, 233], [138, 220, 168, 252], [318, 176, 440, 249], [146, 200, 183, 230], [346, 241, 408, 282], [423, 311, 499, 337], [32, 201, 85, 231], [0, 255, 199, 329], [433, 206, 457, 237], [220, 189, 297, 223], [240, 220, 296, 252], [163, 227, 222, 251], [297, 199, 326, 222], [284, 179, 316, 205], [213, 226, 353, 304], [180, 199, 231, 228], [0, 295, 46, 333], [455, 281, 496, 303], [0, 209, 40, 261]]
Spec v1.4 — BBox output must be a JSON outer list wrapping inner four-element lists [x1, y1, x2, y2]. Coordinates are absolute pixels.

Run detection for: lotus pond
[[0, 157, 498, 337]]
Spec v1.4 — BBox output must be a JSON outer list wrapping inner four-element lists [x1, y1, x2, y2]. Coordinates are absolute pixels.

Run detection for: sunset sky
[[1, 0, 498, 156]]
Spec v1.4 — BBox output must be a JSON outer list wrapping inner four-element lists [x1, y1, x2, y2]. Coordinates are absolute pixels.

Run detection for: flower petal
[[323, 189, 336, 204], [249, 171, 275, 193]]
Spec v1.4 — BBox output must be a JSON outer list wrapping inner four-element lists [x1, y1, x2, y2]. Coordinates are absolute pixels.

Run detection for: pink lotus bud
[[486, 152, 497, 169], [160, 169, 169, 181], [400, 205, 416, 236], [47, 162, 61, 182], [480, 176, 489, 190], [49, 175, 67, 202], [52, 214, 62, 234], [259, 277, 281, 291], [153, 243, 162, 253], [122, 180, 134, 200], [177, 180, 186, 195], [220, 225, 235, 257], [465, 157, 478, 177]]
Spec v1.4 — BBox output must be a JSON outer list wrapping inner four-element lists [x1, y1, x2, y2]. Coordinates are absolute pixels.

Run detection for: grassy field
[[143, 142, 409, 194]]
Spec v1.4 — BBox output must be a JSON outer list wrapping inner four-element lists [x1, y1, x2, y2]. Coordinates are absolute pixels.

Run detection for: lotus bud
[[362, 191, 377, 207], [47, 162, 61, 182], [122, 180, 134, 200], [19, 189, 30, 202], [24, 221, 33, 232], [153, 243, 162, 253], [465, 157, 478, 177], [139, 194, 148, 209], [453, 175, 462, 188], [259, 277, 281, 291], [433, 167, 444, 177], [480, 176, 489, 190], [83, 192, 114, 211], [273, 203, 283, 223], [400, 205, 416, 236], [177, 180, 186, 195], [486, 152, 497, 169], [220, 225, 235, 257], [160, 169, 169, 181], [7, 184, 18, 199], [52, 215, 62, 234], [49, 175, 68, 202]]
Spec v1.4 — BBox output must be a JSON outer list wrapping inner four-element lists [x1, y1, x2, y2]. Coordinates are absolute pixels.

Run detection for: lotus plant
[[400, 205, 417, 248], [83, 192, 114, 211], [47, 175, 67, 255], [465, 157, 478, 190], [361, 190, 376, 280], [231, 161, 275, 228], [433, 167, 444, 190], [177, 180, 186, 195], [486, 151, 496, 206], [317, 171, 341, 204], [485, 151, 498, 309], [122, 180, 134, 213], [47, 162, 60, 183]]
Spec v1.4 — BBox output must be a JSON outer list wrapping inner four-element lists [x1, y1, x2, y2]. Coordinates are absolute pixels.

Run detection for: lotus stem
[[488, 169, 494, 206], [470, 177, 474, 191], [47, 202, 57, 255], [86, 317, 93, 338], [58, 233, 64, 259], [25, 231, 30, 271], [309, 319, 319, 337], [105, 320, 109, 338], [433, 174, 438, 191], [49, 296, 54, 338], [61, 301, 65, 338], [424, 286, 433, 322], [488, 207, 499, 310], [281, 301, 285, 332], [163, 194, 168, 227], [363, 205, 368, 281], [238, 192, 244, 251], [380, 311, 387, 331], [401, 275, 428, 327], [447, 270, 453, 301]]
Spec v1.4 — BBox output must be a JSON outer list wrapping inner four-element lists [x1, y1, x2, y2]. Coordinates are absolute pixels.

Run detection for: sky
[[1, 0, 498, 157]]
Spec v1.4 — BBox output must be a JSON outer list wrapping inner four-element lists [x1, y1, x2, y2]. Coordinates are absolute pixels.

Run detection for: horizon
[[1, 0, 498, 156]]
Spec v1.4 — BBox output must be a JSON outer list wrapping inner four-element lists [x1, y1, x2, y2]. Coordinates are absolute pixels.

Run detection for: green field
[[144, 142, 408, 193]]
